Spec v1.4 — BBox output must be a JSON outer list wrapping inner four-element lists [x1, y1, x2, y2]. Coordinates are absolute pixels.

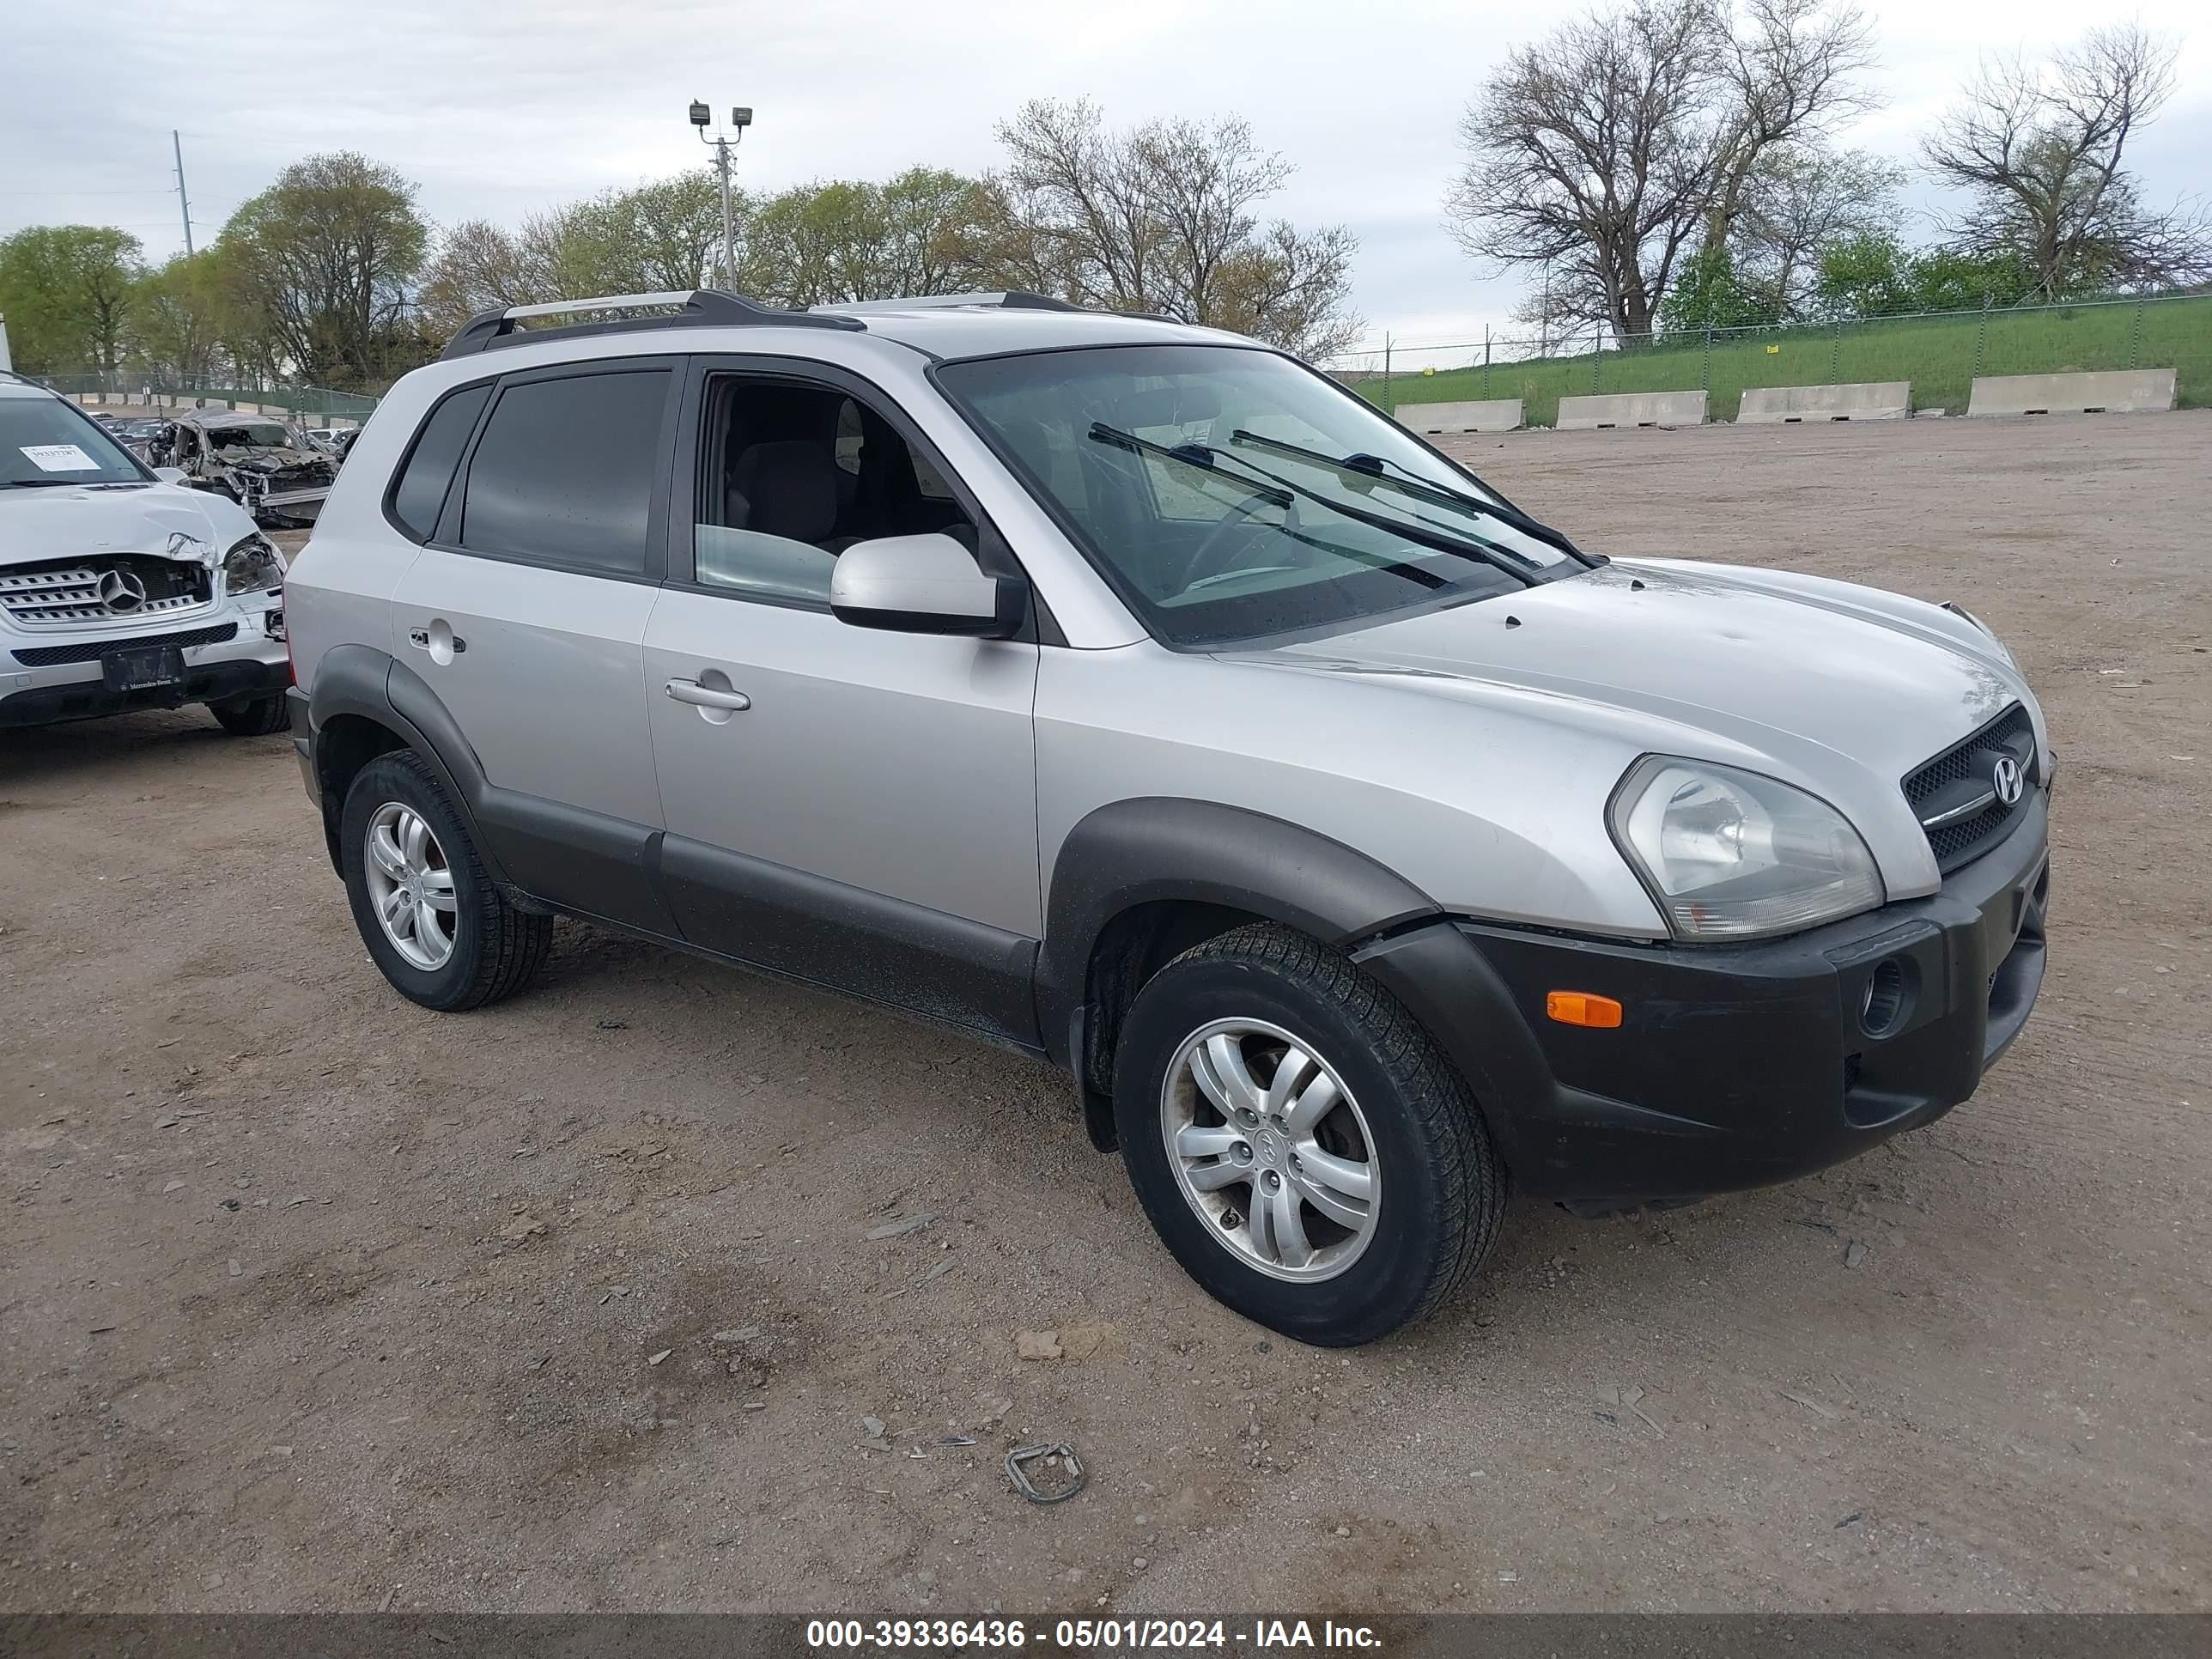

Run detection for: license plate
[[101, 644, 185, 693]]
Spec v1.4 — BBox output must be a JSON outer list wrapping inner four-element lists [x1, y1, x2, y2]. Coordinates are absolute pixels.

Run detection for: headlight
[[1608, 757, 1885, 941], [224, 532, 286, 595], [1942, 601, 2014, 667]]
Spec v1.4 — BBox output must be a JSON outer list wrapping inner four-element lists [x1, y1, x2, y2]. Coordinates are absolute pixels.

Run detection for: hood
[[0, 481, 258, 570], [1233, 558, 2034, 790], [221, 447, 331, 474]]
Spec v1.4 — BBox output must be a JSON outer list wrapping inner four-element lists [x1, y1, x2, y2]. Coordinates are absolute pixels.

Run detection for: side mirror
[[829, 532, 1024, 639], [153, 466, 188, 485]]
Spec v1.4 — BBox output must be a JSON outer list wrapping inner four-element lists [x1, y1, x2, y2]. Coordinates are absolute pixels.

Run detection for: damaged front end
[[174, 416, 338, 528]]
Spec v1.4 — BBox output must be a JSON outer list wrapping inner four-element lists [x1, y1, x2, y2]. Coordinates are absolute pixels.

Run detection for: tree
[[990, 99, 1359, 358], [1813, 231, 2035, 318], [1923, 26, 2212, 301], [1731, 146, 1900, 317], [129, 249, 230, 381], [1448, 0, 1873, 338], [220, 152, 430, 389], [0, 225, 145, 372], [416, 216, 566, 341]]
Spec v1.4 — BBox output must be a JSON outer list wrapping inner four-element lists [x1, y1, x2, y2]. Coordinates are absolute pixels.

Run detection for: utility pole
[[173, 130, 194, 256], [690, 102, 752, 290]]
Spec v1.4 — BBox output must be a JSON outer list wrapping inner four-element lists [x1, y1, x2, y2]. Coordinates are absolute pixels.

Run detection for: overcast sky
[[4, 0, 2206, 356]]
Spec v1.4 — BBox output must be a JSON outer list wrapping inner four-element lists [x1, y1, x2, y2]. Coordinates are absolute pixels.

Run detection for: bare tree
[[1923, 26, 2211, 300], [1705, 0, 1876, 250], [1448, 0, 1874, 338], [990, 100, 1359, 357], [1735, 145, 1901, 314]]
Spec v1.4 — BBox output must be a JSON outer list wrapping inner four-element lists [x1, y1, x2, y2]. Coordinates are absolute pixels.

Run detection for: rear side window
[[458, 370, 670, 575], [389, 381, 492, 541]]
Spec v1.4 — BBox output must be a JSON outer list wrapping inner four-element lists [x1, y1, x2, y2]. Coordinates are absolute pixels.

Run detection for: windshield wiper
[[1090, 425, 1540, 587], [1226, 428, 1584, 561], [2, 477, 90, 489], [1087, 423, 1293, 509]]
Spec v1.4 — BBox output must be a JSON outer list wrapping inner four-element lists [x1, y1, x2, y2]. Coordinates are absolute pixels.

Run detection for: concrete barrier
[[1738, 381, 1911, 423], [1966, 368, 2176, 417], [1396, 398, 1523, 434], [1556, 390, 1706, 430]]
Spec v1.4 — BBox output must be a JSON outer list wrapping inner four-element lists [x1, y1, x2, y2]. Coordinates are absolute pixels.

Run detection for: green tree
[[1660, 246, 1778, 331], [220, 152, 430, 389], [1814, 230, 1915, 316], [129, 249, 230, 381], [0, 224, 145, 372]]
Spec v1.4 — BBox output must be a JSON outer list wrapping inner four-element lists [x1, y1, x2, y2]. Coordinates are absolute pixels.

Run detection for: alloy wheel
[[1159, 1018, 1380, 1282], [363, 801, 459, 971]]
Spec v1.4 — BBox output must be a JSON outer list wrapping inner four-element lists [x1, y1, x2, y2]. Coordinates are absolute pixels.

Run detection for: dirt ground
[[3, 413, 2207, 1615]]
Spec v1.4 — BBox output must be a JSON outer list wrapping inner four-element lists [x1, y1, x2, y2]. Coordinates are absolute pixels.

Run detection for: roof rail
[[441, 289, 864, 361], [812, 291, 1086, 314]]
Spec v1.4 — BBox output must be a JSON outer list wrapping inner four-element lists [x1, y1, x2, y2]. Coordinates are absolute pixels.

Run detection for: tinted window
[[459, 370, 669, 574], [389, 382, 491, 540]]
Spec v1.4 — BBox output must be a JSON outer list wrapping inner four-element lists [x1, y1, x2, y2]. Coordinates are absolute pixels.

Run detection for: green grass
[[1363, 295, 2212, 426]]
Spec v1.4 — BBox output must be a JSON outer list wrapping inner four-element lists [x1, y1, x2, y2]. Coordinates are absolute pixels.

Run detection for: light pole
[[690, 100, 752, 292]]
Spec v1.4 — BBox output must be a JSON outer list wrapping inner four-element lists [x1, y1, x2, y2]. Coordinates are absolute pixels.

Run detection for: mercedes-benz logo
[[1991, 755, 2025, 806], [96, 569, 148, 614]]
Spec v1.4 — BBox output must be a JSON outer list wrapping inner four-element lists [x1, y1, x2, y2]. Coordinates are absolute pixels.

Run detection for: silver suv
[[2, 374, 292, 736], [285, 290, 2051, 1346]]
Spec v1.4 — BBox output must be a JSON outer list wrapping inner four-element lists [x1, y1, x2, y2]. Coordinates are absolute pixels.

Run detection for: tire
[[339, 750, 552, 1012], [208, 693, 290, 737], [1114, 922, 1505, 1346]]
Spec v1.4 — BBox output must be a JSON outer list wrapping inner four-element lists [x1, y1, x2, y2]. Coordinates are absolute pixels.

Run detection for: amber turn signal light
[[1547, 991, 1623, 1029]]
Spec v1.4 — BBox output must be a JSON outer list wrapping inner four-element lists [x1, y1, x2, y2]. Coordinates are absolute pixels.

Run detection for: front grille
[[1903, 703, 2038, 872], [12, 622, 237, 667], [0, 556, 213, 626]]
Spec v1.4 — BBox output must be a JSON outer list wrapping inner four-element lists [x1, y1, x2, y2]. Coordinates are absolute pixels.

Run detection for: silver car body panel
[[392, 547, 663, 828], [286, 305, 2047, 951], [645, 590, 1042, 937]]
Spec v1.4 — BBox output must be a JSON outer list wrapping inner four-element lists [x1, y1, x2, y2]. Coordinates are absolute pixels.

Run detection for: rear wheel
[[339, 750, 550, 1011], [208, 692, 289, 737], [1114, 922, 1505, 1346]]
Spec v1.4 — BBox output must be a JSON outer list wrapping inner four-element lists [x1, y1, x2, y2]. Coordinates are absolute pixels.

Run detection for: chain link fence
[[1324, 293, 2211, 427], [38, 369, 380, 425]]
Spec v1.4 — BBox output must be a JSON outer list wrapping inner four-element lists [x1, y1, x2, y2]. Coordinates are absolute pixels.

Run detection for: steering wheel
[[1185, 491, 1295, 587]]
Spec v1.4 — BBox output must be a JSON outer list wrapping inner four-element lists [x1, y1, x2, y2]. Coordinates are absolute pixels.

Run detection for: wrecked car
[[169, 410, 336, 527]]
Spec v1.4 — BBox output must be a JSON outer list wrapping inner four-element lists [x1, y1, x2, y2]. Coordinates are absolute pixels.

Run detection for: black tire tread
[[1170, 922, 1504, 1327], [209, 693, 290, 737], [343, 750, 551, 1011]]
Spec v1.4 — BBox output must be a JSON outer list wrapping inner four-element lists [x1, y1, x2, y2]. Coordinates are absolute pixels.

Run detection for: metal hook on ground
[[1005, 1442, 1085, 1504]]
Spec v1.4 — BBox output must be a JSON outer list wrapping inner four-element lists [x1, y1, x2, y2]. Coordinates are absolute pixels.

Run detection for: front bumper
[[0, 607, 289, 728], [1356, 793, 2051, 1204]]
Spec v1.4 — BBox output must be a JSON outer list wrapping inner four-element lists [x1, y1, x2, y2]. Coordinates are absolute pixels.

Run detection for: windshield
[[0, 395, 146, 487], [210, 424, 294, 450], [937, 343, 1585, 647]]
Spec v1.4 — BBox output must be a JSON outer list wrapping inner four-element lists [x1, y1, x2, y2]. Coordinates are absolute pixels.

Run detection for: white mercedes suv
[[2, 374, 292, 736]]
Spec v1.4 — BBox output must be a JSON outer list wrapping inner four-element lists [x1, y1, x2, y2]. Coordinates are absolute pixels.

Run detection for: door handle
[[665, 678, 750, 712], [407, 625, 466, 653]]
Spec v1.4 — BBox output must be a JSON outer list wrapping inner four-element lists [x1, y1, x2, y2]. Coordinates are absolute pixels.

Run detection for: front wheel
[[339, 750, 551, 1012], [1114, 923, 1505, 1346]]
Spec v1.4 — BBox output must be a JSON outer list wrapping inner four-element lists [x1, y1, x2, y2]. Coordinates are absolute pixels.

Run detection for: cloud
[[4, 0, 2206, 349]]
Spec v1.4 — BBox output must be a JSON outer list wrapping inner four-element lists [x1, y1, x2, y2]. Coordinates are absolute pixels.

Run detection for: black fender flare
[[1036, 798, 1553, 1172], [1036, 798, 1438, 1140], [306, 646, 514, 890]]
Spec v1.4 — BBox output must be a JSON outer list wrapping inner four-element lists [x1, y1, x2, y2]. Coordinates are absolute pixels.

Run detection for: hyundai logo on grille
[[1991, 755, 2025, 806], [96, 569, 149, 613]]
